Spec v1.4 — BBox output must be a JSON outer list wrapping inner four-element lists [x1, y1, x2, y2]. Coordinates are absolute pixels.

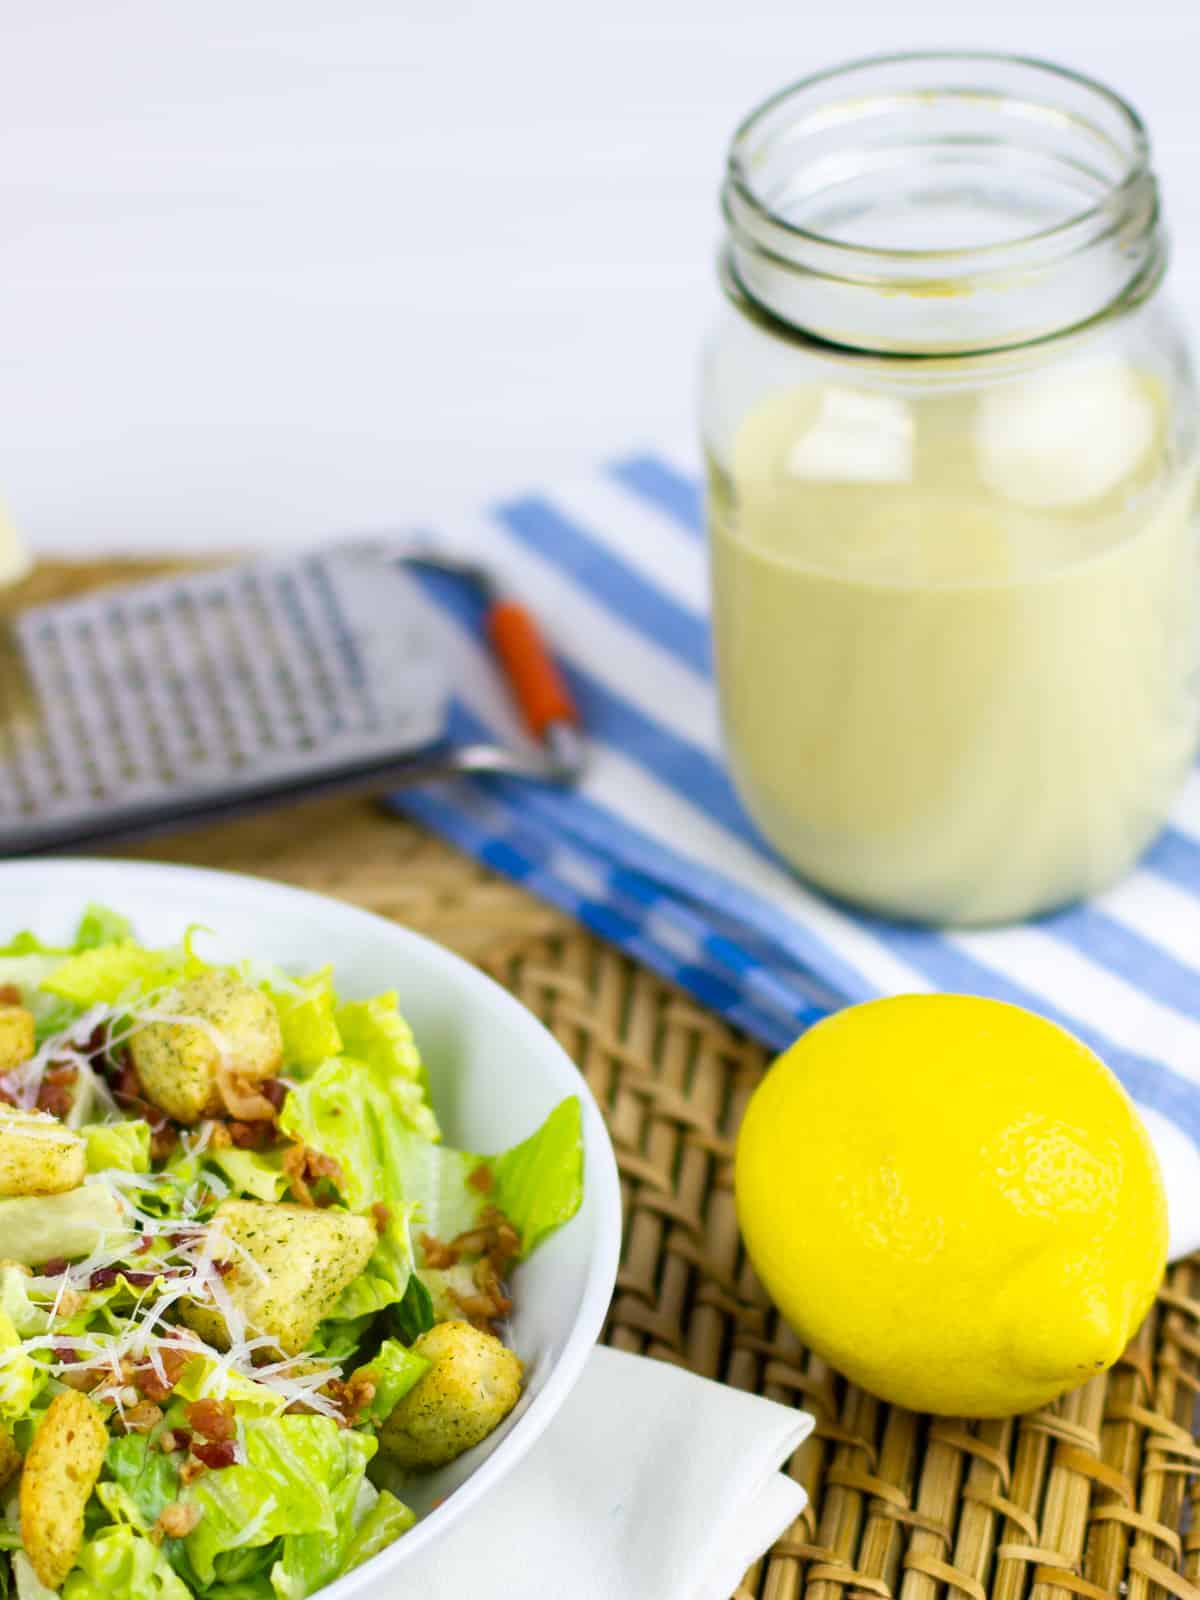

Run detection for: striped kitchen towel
[[388, 450, 1200, 1256]]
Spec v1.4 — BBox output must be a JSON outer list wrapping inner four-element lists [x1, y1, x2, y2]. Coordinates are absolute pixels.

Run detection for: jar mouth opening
[[727, 51, 1152, 271]]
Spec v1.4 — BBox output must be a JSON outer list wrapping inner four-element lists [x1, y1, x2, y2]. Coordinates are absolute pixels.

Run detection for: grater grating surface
[[0, 544, 451, 853]]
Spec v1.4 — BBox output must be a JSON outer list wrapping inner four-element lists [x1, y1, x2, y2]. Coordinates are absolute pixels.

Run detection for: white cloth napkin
[[386, 1347, 812, 1600]]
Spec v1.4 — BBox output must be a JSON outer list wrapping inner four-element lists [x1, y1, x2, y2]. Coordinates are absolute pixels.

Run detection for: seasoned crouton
[[182, 1199, 376, 1356], [0, 1106, 85, 1196], [379, 1320, 523, 1469], [130, 972, 283, 1124], [19, 1390, 107, 1588], [0, 1007, 34, 1073]]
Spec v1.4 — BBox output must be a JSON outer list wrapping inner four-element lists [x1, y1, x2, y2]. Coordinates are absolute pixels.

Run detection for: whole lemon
[[735, 995, 1167, 1416]]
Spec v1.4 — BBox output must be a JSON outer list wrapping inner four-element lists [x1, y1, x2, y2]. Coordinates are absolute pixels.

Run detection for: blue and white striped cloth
[[389, 450, 1200, 1257]]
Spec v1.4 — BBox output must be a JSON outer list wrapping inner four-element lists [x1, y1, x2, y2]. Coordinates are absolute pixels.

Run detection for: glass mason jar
[[701, 53, 1200, 927]]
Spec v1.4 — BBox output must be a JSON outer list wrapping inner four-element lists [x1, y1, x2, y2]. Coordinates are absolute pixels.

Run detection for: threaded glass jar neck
[[720, 52, 1166, 358]]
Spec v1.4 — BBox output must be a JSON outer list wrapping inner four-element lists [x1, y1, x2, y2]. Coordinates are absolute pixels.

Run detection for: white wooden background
[[1, 0, 1198, 554]]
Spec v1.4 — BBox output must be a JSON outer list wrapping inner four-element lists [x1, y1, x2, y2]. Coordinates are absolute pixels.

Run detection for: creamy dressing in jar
[[703, 54, 1200, 923], [710, 363, 1199, 924]]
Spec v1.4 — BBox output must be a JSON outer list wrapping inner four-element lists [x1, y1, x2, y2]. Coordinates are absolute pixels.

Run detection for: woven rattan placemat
[[6, 562, 1200, 1600]]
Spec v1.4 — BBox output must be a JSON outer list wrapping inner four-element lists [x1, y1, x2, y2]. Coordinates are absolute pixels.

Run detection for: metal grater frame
[[0, 543, 462, 855]]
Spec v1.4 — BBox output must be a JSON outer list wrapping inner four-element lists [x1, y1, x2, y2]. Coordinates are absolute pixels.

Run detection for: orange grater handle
[[485, 599, 579, 738]]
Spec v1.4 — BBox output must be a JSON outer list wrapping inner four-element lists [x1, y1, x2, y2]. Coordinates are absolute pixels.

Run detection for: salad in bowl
[[0, 904, 583, 1598]]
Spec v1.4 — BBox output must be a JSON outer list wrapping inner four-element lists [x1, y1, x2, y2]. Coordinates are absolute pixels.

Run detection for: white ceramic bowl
[[0, 858, 622, 1594]]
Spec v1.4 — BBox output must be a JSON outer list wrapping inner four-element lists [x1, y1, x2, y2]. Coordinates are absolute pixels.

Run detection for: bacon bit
[[259, 1077, 289, 1111], [0, 986, 19, 1005], [151, 1122, 180, 1161], [159, 1426, 191, 1454], [341, 1368, 377, 1424], [215, 1065, 278, 1123], [42, 1257, 68, 1279], [134, 1347, 193, 1403], [420, 1233, 460, 1270], [212, 1258, 236, 1279], [60, 1366, 103, 1392], [52, 1345, 79, 1365], [116, 1400, 163, 1435], [440, 1205, 521, 1332], [449, 1290, 507, 1328], [179, 1456, 207, 1485], [0, 1085, 15, 1108], [153, 1501, 202, 1541], [36, 1065, 77, 1119], [136, 1234, 155, 1254], [370, 1202, 391, 1235], [467, 1163, 493, 1194], [88, 1266, 121, 1290], [112, 1058, 144, 1103], [186, 1398, 236, 1443], [228, 1119, 276, 1150], [119, 1269, 160, 1288], [192, 1438, 237, 1470], [282, 1143, 344, 1208]]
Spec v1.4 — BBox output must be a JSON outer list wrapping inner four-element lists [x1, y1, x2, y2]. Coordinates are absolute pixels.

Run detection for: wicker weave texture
[[6, 563, 1200, 1600]]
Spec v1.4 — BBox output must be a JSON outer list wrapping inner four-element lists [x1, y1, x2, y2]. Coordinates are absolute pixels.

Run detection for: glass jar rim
[[720, 51, 1165, 356], [727, 50, 1152, 269]]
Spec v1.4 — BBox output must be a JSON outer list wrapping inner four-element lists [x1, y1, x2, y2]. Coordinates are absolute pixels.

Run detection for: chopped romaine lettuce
[[261, 969, 342, 1071], [39, 942, 188, 1008], [105, 1438, 181, 1531], [348, 1339, 429, 1424], [0, 1311, 44, 1420], [72, 906, 136, 952], [340, 1490, 416, 1573], [61, 1525, 191, 1599], [208, 1148, 288, 1204], [179, 1418, 376, 1586], [333, 995, 438, 1141], [84, 1120, 151, 1174]]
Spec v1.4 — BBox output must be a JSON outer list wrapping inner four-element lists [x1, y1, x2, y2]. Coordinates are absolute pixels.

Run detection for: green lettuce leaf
[[333, 995, 438, 1141], [39, 942, 187, 1008], [209, 1148, 288, 1203], [72, 906, 135, 951], [391, 1273, 435, 1342], [0, 1269, 46, 1339], [349, 1339, 429, 1424], [61, 1525, 191, 1600], [84, 1120, 151, 1174], [271, 1473, 414, 1599], [105, 1436, 181, 1530], [263, 970, 342, 1072], [180, 1418, 376, 1587], [0, 956, 76, 1038], [0, 1310, 44, 1420], [341, 1490, 416, 1572]]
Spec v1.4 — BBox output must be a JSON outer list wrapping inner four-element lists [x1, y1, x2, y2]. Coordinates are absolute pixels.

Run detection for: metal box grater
[[0, 540, 584, 856]]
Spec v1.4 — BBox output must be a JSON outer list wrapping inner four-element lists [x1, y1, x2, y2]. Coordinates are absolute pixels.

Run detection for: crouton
[[0, 1007, 34, 1073], [19, 1390, 107, 1588], [182, 1199, 377, 1356], [379, 1320, 523, 1469], [130, 972, 283, 1124], [0, 1106, 85, 1196]]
